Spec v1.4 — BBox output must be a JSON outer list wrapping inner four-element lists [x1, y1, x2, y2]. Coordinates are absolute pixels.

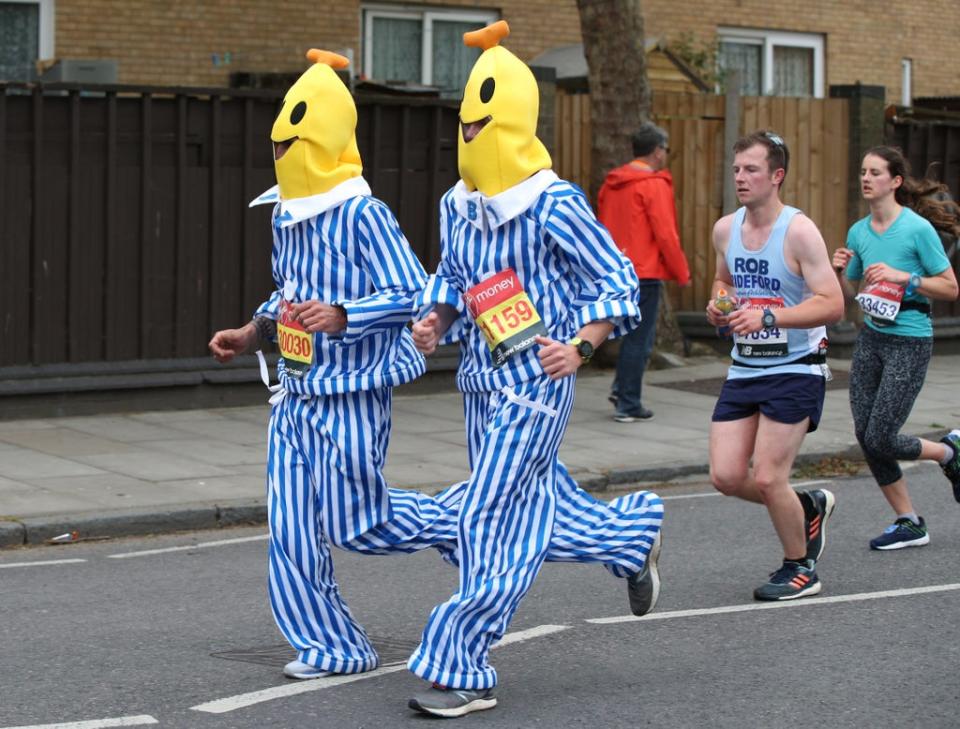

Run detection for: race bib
[[277, 299, 314, 378], [463, 269, 547, 368], [734, 296, 788, 358], [855, 281, 904, 326]]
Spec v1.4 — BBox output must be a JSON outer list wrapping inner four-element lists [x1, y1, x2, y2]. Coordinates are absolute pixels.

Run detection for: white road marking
[[0, 559, 87, 569], [191, 623, 571, 714], [492, 623, 569, 647], [108, 534, 268, 559], [1, 715, 158, 729], [658, 479, 829, 501], [587, 582, 960, 625]]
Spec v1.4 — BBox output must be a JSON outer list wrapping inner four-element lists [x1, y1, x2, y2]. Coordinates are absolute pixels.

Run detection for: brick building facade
[[13, 0, 960, 101]]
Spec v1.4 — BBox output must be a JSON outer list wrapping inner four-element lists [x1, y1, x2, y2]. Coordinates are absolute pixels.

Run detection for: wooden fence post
[[722, 70, 741, 215]]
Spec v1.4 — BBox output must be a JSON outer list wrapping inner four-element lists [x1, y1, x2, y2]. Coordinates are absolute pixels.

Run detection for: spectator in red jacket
[[598, 122, 691, 422]]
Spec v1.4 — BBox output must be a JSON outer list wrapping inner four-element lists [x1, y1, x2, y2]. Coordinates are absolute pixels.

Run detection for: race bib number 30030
[[277, 299, 314, 378], [463, 269, 547, 368]]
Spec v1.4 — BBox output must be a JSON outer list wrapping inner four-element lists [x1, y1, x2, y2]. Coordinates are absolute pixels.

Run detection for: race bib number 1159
[[463, 269, 547, 368]]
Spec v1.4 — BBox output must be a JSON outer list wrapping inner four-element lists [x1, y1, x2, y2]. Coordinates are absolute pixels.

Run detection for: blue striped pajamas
[[409, 173, 664, 689], [267, 388, 459, 673], [252, 181, 458, 673]]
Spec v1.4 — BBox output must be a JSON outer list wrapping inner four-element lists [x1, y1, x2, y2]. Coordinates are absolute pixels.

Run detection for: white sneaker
[[283, 659, 331, 680]]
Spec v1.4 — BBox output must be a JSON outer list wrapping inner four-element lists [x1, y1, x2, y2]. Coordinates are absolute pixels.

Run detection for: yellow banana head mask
[[271, 49, 362, 200], [459, 21, 552, 197]]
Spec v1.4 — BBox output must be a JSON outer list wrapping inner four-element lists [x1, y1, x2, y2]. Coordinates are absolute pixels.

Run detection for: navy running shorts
[[712, 373, 826, 432]]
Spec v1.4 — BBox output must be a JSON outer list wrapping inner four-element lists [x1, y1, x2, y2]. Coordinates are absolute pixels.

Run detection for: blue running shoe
[[869, 517, 929, 550], [753, 559, 821, 601], [939, 429, 960, 503]]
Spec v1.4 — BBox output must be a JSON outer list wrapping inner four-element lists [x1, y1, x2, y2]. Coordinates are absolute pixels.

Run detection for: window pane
[[719, 41, 761, 96], [370, 17, 422, 84], [773, 45, 813, 97], [432, 20, 484, 95], [0, 2, 40, 82]]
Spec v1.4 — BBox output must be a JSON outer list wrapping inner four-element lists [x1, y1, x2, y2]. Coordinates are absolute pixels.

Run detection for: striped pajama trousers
[[266, 388, 459, 674], [407, 375, 664, 690]]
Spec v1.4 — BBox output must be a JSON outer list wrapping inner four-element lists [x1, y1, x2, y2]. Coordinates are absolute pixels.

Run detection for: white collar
[[452, 170, 558, 231], [249, 176, 372, 228]]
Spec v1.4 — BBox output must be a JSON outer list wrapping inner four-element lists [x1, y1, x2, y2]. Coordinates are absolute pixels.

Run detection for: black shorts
[[712, 373, 826, 432]]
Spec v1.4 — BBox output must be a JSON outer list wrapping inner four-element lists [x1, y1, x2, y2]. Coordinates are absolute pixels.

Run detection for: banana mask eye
[[290, 101, 307, 125], [479, 77, 495, 103]]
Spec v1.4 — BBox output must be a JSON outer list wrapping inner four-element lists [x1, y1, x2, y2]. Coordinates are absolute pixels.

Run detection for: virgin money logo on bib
[[463, 269, 547, 368]]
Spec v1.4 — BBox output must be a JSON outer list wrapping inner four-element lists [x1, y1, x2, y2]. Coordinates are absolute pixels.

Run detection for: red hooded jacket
[[597, 161, 691, 285]]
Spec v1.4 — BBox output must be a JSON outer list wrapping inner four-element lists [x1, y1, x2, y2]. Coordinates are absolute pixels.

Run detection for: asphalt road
[[2, 464, 959, 729]]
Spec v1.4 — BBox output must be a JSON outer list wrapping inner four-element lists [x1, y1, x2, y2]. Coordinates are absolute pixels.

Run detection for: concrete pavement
[[2, 354, 958, 547]]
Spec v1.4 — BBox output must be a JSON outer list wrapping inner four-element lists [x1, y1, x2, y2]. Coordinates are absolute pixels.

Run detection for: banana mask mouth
[[461, 116, 492, 143], [274, 137, 299, 161]]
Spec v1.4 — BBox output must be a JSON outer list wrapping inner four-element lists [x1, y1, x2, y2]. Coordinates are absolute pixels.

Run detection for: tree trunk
[[575, 0, 651, 203], [577, 0, 687, 357]]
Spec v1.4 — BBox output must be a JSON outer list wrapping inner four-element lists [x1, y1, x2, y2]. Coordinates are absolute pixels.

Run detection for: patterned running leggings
[[849, 325, 933, 487]]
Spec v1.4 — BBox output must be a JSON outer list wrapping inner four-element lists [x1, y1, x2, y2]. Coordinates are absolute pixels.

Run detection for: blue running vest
[[725, 205, 827, 380]]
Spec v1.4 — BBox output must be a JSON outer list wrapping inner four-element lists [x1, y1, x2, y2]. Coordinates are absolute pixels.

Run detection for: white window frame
[[362, 4, 497, 85], [3, 0, 55, 59], [718, 27, 824, 98]]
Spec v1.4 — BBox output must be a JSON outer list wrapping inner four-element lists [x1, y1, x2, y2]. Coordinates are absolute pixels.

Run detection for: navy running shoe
[[939, 429, 960, 503], [800, 488, 836, 563], [753, 559, 821, 601], [869, 517, 929, 550]]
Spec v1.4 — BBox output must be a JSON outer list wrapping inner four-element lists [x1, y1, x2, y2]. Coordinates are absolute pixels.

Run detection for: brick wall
[[53, 0, 958, 100]]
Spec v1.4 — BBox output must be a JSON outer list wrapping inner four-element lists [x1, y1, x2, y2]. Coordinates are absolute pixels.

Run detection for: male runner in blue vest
[[705, 131, 844, 601]]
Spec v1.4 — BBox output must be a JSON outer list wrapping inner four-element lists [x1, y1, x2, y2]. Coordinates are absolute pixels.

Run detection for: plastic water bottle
[[715, 289, 736, 338]]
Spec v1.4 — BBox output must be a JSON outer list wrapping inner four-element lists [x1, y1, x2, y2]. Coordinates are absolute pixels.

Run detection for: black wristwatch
[[761, 308, 777, 330], [568, 337, 594, 363]]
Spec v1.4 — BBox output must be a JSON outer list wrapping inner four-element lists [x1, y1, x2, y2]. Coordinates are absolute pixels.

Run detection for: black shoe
[[800, 488, 836, 563], [608, 393, 619, 407], [408, 684, 497, 718], [626, 531, 661, 615], [940, 430, 960, 503], [753, 559, 821, 601], [613, 407, 654, 423]]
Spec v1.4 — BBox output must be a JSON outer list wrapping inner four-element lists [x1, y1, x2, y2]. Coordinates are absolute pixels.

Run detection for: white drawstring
[[500, 386, 557, 418], [256, 350, 287, 405]]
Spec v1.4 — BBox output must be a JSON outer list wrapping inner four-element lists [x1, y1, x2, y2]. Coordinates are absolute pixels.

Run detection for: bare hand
[[412, 312, 442, 355], [209, 323, 258, 363], [705, 300, 735, 327], [290, 301, 347, 334], [832, 247, 855, 272], [535, 335, 581, 380], [726, 307, 764, 336], [863, 262, 908, 286]]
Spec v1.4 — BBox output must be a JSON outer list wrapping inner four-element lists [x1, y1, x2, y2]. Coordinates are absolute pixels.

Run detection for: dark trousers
[[612, 280, 661, 415]]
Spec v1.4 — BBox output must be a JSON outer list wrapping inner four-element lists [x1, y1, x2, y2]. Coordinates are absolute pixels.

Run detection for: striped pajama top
[[418, 170, 642, 393], [251, 177, 427, 395]]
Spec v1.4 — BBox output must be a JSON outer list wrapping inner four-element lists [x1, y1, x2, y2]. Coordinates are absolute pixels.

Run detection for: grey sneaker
[[408, 684, 497, 718], [627, 531, 662, 616], [283, 659, 331, 680], [614, 407, 654, 423]]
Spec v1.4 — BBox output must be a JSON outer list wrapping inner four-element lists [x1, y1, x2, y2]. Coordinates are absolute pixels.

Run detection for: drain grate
[[211, 635, 420, 667]]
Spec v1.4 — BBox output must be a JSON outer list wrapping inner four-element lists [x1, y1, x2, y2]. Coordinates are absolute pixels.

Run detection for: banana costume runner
[[406, 22, 665, 716], [248, 51, 460, 678]]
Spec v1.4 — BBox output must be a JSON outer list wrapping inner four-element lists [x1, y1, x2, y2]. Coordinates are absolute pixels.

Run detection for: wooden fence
[[0, 82, 460, 369], [555, 90, 850, 312]]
